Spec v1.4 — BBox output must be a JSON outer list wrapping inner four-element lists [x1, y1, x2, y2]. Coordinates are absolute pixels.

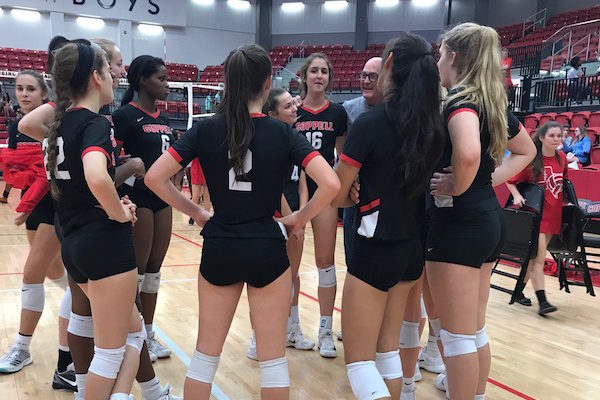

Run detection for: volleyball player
[[38, 41, 143, 399], [296, 53, 347, 358], [112, 55, 174, 361], [333, 33, 444, 400], [426, 23, 536, 400], [0, 70, 75, 391], [145, 44, 340, 400]]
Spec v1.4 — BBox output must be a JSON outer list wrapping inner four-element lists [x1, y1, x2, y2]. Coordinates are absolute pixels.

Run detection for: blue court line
[[154, 325, 230, 400]]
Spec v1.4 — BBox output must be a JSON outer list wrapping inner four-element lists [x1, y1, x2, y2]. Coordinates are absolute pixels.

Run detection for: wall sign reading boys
[[72, 0, 159, 15]]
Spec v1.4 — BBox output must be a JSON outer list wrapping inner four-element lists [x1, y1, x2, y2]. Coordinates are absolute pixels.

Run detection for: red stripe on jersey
[[68, 107, 86, 112], [250, 113, 266, 118], [447, 108, 478, 124], [301, 151, 320, 168], [274, 210, 282, 218], [81, 146, 111, 163], [47, 101, 56, 108], [340, 153, 362, 168], [301, 100, 330, 115], [116, 139, 124, 146], [168, 147, 183, 163], [518, 122, 524, 132], [359, 198, 380, 213], [130, 102, 160, 119]]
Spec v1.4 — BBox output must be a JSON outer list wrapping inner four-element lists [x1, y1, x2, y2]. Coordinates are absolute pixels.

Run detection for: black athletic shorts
[[349, 236, 424, 291], [61, 218, 137, 283], [426, 205, 504, 268], [200, 237, 290, 288], [284, 192, 300, 212], [54, 213, 63, 243], [25, 192, 55, 231], [119, 185, 169, 213]]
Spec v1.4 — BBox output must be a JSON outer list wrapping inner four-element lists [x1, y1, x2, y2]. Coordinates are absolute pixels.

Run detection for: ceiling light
[[324, 1, 347, 11], [282, 2, 305, 12], [228, 0, 251, 10], [138, 23, 164, 35], [413, 0, 437, 7], [77, 16, 104, 30], [11, 9, 41, 22], [375, 0, 399, 7], [193, 0, 214, 5]]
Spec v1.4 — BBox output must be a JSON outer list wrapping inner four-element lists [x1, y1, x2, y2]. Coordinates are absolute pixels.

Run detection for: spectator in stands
[[205, 94, 212, 113], [567, 56, 582, 79], [1, 92, 12, 118], [564, 126, 591, 165], [558, 124, 572, 151], [214, 91, 221, 106], [567, 56, 591, 103], [341, 56, 382, 268], [501, 47, 513, 89]]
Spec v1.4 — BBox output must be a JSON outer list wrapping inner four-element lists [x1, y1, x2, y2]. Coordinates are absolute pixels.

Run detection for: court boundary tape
[[173, 230, 538, 400], [153, 325, 230, 400]]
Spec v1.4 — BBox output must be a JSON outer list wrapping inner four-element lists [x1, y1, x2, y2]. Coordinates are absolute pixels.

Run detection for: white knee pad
[[68, 312, 94, 338], [21, 283, 45, 312], [399, 321, 420, 349], [52, 269, 69, 290], [109, 394, 130, 400], [126, 326, 147, 354], [186, 350, 220, 384], [420, 296, 427, 319], [141, 272, 161, 294], [318, 265, 336, 288], [58, 287, 72, 320], [259, 356, 290, 388], [429, 318, 441, 338], [475, 325, 489, 349], [440, 329, 477, 358], [347, 360, 391, 400], [137, 274, 144, 293], [88, 345, 126, 380], [375, 350, 403, 380]]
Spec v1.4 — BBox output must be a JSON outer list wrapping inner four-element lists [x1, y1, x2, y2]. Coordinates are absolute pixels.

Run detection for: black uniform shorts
[[61, 218, 137, 283], [426, 206, 505, 268], [119, 185, 169, 213], [200, 237, 290, 288], [349, 236, 424, 291], [25, 192, 55, 231]]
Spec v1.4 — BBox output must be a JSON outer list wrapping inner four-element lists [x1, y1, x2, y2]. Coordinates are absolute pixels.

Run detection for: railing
[[299, 40, 305, 59], [523, 8, 547, 37], [531, 75, 600, 109], [570, 34, 592, 62], [543, 18, 600, 45]]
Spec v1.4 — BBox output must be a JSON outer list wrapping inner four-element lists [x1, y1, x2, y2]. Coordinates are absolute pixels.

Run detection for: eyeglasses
[[359, 72, 379, 82]]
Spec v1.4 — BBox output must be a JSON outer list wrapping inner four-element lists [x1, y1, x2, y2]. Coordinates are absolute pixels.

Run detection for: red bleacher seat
[[589, 111, 600, 128], [587, 127, 600, 146], [524, 113, 541, 130], [555, 112, 573, 126], [572, 111, 591, 127], [540, 113, 557, 125], [591, 146, 600, 164]]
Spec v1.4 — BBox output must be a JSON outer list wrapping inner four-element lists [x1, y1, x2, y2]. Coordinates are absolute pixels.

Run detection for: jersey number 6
[[228, 149, 252, 192], [305, 131, 322, 150], [42, 137, 72, 180]]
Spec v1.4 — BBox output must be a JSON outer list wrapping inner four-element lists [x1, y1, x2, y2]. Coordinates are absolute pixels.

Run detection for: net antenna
[[168, 81, 224, 129]]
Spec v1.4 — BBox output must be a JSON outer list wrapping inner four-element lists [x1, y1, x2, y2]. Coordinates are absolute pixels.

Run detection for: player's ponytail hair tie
[[70, 43, 95, 89]]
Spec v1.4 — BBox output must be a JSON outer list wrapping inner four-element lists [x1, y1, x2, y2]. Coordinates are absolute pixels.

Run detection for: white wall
[[486, 0, 538, 27], [0, 10, 51, 50], [272, 0, 356, 34], [64, 15, 120, 45], [368, 0, 445, 32]]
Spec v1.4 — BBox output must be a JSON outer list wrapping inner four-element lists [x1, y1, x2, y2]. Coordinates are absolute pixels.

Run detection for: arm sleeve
[[287, 126, 319, 169], [443, 96, 479, 125], [575, 137, 591, 159], [111, 108, 128, 146], [507, 110, 522, 140], [80, 117, 114, 164], [168, 124, 201, 167], [562, 153, 569, 179], [340, 114, 371, 168]]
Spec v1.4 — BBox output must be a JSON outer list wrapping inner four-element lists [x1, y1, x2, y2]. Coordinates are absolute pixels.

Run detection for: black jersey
[[434, 89, 522, 212], [282, 164, 300, 210], [341, 103, 425, 241], [8, 119, 38, 149], [169, 113, 319, 239], [295, 100, 347, 165], [112, 102, 174, 191], [43, 108, 119, 236]]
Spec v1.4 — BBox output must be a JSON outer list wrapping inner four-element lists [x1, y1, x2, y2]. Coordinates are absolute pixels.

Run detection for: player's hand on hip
[[430, 166, 456, 196]]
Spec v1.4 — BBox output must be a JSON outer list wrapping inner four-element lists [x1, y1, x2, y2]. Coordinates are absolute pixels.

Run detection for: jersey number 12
[[42, 137, 71, 180]]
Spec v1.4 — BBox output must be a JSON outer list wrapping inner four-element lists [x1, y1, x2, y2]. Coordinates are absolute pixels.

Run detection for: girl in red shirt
[[507, 121, 567, 315]]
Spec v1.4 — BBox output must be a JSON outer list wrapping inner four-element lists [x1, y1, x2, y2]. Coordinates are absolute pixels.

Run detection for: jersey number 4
[[305, 131, 322, 150], [228, 150, 252, 191], [42, 137, 71, 180]]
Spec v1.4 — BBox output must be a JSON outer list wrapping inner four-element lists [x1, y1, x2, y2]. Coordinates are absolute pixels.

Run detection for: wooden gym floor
[[0, 185, 598, 399]]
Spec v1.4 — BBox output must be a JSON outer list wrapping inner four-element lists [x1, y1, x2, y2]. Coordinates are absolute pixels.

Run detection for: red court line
[[175, 233, 537, 400], [171, 232, 203, 247]]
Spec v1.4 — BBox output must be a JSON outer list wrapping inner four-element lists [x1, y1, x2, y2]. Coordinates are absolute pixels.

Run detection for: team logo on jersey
[[142, 124, 172, 134], [295, 121, 334, 131], [543, 166, 563, 199]]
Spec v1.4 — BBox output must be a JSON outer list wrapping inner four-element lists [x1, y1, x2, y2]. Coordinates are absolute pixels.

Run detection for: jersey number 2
[[228, 150, 252, 191], [42, 137, 71, 180]]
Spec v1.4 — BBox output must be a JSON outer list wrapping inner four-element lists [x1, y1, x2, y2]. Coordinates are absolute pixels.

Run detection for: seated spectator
[[558, 124, 571, 151], [564, 126, 591, 165], [567, 56, 582, 79]]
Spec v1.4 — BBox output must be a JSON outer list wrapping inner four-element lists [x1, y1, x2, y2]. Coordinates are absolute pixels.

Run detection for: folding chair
[[492, 183, 544, 304], [547, 179, 596, 296]]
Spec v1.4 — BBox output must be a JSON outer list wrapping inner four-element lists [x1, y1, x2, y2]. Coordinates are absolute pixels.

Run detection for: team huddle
[[0, 21, 542, 400]]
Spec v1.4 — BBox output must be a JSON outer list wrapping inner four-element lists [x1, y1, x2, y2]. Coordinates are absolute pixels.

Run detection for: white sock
[[76, 373, 87, 398], [15, 333, 32, 350], [286, 316, 293, 332], [319, 316, 332, 332], [290, 305, 299, 323], [109, 393, 130, 400], [139, 376, 163, 399], [402, 376, 415, 392], [58, 344, 70, 352], [251, 329, 256, 343], [145, 323, 154, 339], [475, 395, 485, 400]]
